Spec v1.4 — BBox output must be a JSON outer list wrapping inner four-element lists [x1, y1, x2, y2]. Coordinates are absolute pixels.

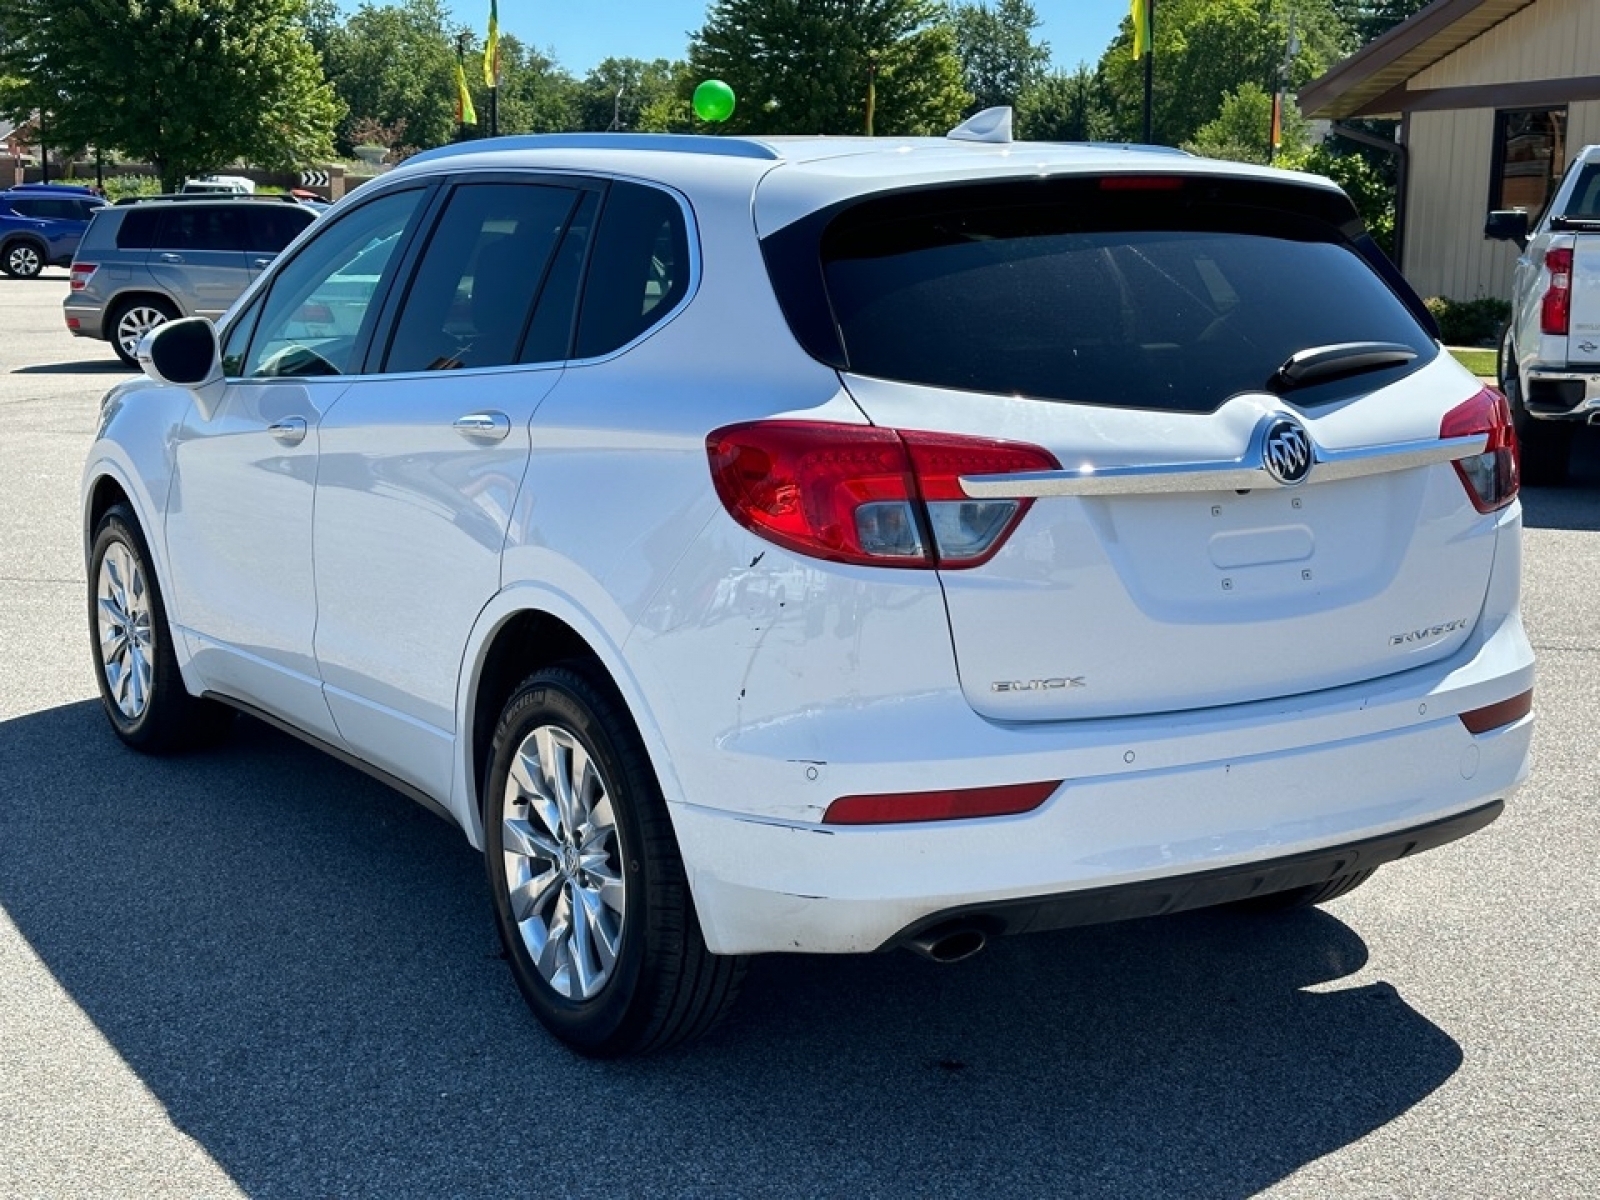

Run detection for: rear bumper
[[62, 300, 106, 340], [884, 799, 1502, 949], [1524, 366, 1600, 417], [672, 706, 1530, 955]]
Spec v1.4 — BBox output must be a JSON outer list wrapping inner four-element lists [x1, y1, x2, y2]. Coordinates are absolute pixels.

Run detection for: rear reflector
[[823, 781, 1060, 825], [64, 316, 80, 330], [1460, 689, 1533, 734]]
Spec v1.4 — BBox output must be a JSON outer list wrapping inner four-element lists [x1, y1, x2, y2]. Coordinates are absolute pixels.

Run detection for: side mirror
[[1485, 209, 1530, 248], [139, 317, 225, 419]]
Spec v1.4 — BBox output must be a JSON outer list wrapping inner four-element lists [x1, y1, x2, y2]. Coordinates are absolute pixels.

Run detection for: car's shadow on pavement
[[1519, 426, 1600, 531], [11, 359, 129, 375], [1, 702, 1463, 1199]]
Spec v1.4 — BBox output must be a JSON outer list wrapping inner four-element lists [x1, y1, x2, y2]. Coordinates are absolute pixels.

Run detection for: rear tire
[[109, 297, 178, 367], [483, 664, 746, 1057], [1, 239, 45, 279], [1500, 323, 1572, 485], [1231, 870, 1375, 914], [88, 504, 235, 752]]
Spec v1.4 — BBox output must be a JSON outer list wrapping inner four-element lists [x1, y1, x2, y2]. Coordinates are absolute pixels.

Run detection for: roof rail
[[112, 192, 307, 206], [405, 132, 782, 168]]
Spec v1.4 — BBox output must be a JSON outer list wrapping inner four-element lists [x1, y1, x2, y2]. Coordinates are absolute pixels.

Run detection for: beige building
[[1300, 0, 1600, 304]]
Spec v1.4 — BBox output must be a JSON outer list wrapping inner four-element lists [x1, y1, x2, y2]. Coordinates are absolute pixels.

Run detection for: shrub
[[101, 175, 161, 203], [1424, 295, 1511, 346]]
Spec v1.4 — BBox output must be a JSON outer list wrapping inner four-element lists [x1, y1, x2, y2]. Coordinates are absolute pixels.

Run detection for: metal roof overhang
[[1299, 0, 1540, 120]]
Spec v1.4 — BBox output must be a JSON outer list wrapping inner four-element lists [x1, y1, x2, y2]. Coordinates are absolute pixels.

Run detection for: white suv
[[82, 120, 1534, 1056]]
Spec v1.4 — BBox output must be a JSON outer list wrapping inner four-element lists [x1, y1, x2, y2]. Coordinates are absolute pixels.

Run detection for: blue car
[[0, 184, 107, 278]]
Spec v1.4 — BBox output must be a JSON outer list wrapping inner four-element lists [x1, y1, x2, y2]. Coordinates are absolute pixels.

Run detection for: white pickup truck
[[1489, 143, 1600, 483]]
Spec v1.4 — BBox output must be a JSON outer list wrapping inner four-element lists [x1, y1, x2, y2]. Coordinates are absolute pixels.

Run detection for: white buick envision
[[82, 119, 1534, 1056]]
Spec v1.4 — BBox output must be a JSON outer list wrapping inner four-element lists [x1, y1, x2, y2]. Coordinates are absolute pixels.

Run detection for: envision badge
[[1390, 618, 1468, 646], [1261, 415, 1313, 485], [992, 677, 1086, 693]]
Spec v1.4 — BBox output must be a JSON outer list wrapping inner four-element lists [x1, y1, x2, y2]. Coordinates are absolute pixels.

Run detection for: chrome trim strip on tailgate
[[960, 433, 1489, 498]]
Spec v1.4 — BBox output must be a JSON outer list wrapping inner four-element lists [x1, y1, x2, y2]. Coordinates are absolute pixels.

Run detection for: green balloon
[[694, 79, 736, 123]]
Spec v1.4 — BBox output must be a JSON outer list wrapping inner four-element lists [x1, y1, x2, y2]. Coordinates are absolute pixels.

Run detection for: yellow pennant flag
[[1131, 0, 1151, 60], [484, 0, 500, 86], [456, 60, 477, 126]]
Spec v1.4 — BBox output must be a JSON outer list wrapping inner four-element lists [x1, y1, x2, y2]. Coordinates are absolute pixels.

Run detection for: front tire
[[1, 239, 45, 279], [484, 665, 745, 1057], [88, 504, 234, 752]]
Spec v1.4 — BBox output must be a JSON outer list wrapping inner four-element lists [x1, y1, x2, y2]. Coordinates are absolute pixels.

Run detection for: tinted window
[[155, 206, 252, 252], [116, 209, 160, 249], [242, 188, 424, 378], [574, 182, 691, 359], [248, 206, 316, 252], [814, 179, 1437, 413], [1563, 162, 1600, 220], [383, 182, 577, 373], [11, 197, 81, 220], [523, 192, 598, 363], [220, 296, 263, 377]]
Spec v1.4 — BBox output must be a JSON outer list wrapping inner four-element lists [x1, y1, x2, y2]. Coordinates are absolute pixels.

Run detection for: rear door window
[[796, 177, 1437, 412], [155, 206, 253, 252], [574, 181, 692, 359], [382, 181, 580, 373]]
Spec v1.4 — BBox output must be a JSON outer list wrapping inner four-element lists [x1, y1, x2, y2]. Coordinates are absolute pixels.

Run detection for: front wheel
[[88, 504, 235, 752], [484, 665, 745, 1057], [2, 240, 44, 278]]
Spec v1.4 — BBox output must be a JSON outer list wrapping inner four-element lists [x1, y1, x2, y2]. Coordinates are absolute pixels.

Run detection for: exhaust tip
[[907, 925, 988, 964]]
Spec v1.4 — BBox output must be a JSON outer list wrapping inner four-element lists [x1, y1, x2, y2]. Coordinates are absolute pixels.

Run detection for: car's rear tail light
[[1541, 247, 1573, 335], [706, 422, 1059, 569], [1459, 688, 1533, 734], [1440, 387, 1519, 513], [69, 262, 96, 292], [823, 780, 1061, 825]]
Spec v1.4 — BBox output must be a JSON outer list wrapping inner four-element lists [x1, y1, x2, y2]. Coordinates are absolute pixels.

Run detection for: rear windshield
[[775, 176, 1437, 412]]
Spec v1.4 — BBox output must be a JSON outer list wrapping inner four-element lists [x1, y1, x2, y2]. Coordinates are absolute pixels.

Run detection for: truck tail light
[[1440, 387, 1519, 513], [69, 262, 97, 292], [1540, 247, 1572, 335], [706, 421, 1059, 569]]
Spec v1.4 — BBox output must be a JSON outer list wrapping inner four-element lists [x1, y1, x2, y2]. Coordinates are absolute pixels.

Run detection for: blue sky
[[465, 1, 1131, 77]]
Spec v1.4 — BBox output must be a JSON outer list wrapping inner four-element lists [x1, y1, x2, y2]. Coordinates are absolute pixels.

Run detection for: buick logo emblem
[[1261, 416, 1313, 485]]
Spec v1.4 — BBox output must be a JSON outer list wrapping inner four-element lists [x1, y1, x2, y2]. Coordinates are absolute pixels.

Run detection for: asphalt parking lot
[[1, 270, 1596, 1199]]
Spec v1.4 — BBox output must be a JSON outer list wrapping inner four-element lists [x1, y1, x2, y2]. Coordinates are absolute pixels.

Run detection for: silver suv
[[64, 195, 317, 364]]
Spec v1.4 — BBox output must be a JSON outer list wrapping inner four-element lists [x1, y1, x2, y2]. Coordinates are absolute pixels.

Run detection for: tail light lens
[[69, 262, 96, 292], [1440, 387, 1519, 513], [706, 421, 1060, 569], [1541, 247, 1572, 335]]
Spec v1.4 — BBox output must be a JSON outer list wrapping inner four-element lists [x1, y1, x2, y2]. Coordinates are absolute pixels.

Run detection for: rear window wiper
[[1274, 341, 1418, 390]]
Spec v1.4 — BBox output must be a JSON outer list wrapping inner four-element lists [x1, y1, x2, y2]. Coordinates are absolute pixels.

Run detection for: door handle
[[453, 411, 511, 441], [251, 257, 273, 269], [268, 416, 308, 445], [158, 252, 183, 263]]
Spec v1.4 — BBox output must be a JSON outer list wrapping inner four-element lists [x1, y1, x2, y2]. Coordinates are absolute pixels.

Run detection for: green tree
[[319, 0, 460, 153], [0, 0, 341, 191], [1184, 80, 1310, 163], [949, 0, 1050, 114], [1097, 0, 1347, 146], [688, 0, 968, 136], [1332, 0, 1431, 45], [494, 36, 581, 134], [574, 57, 691, 133], [1016, 64, 1114, 142]]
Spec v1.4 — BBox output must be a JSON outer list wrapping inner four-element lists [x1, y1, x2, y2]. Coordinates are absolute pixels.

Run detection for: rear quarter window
[[773, 176, 1438, 413], [115, 209, 161, 250]]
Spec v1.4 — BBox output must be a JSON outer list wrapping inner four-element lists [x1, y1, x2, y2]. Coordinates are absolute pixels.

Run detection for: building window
[[1490, 107, 1567, 220]]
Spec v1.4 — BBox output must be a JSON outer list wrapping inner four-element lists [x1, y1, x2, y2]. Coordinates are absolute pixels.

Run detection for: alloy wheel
[[96, 540, 154, 720], [499, 724, 627, 1001], [5, 244, 42, 278], [116, 306, 171, 360]]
